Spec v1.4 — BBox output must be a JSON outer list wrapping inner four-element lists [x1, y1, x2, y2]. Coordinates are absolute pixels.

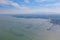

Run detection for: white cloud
[[9, 1, 21, 8], [0, 0, 20, 8], [24, 0, 29, 3], [0, 0, 60, 14], [44, 2, 60, 9], [0, 0, 9, 4], [0, 8, 60, 14], [35, 0, 47, 2], [35, 0, 56, 2], [0, 0, 28, 9]]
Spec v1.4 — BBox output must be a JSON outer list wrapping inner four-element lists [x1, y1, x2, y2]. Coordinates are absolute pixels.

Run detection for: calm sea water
[[0, 16, 60, 40]]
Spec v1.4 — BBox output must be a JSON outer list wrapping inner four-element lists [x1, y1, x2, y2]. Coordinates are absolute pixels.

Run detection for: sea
[[0, 15, 60, 40]]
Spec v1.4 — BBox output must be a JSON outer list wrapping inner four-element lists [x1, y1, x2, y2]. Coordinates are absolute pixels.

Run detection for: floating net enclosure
[[50, 18, 60, 25], [47, 17, 60, 31]]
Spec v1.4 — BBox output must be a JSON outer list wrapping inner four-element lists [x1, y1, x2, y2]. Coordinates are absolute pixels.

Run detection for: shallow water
[[0, 16, 60, 40]]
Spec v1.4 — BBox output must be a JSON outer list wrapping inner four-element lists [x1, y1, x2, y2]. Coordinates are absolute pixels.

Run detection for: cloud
[[9, 1, 21, 8], [0, 0, 9, 4], [44, 2, 60, 9], [0, 0, 60, 14], [0, 0, 20, 8], [35, 0, 46, 2], [0, 0, 28, 9], [35, 0, 56, 2], [0, 8, 60, 14], [24, 0, 29, 3]]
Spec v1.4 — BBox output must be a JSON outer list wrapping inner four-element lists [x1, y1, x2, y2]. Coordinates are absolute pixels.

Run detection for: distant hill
[[12, 14, 60, 19]]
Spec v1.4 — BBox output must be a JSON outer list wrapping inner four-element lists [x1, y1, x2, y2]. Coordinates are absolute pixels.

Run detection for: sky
[[0, 0, 60, 14]]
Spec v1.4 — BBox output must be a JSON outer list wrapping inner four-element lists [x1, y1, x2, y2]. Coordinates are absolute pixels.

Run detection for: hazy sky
[[0, 0, 60, 14]]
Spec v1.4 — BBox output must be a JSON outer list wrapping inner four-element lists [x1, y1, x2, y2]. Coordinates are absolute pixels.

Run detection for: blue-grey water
[[0, 15, 60, 40]]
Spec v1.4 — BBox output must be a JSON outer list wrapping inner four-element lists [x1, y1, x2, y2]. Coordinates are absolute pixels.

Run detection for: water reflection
[[9, 27, 24, 37], [25, 24, 33, 29], [1, 16, 60, 40]]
